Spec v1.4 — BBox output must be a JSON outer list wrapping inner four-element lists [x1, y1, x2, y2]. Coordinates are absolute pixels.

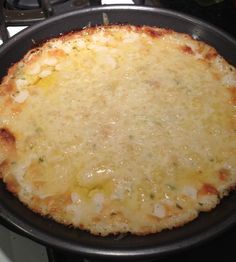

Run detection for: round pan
[[0, 5, 236, 260]]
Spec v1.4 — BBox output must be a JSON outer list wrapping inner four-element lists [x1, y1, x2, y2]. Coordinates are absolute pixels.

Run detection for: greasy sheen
[[0, 25, 236, 236]]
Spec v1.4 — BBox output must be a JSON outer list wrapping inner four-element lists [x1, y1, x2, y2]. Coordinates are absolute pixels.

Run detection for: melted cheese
[[0, 25, 235, 236]]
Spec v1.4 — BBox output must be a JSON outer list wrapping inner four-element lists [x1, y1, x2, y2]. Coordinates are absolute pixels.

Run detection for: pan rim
[[1, 199, 236, 258], [0, 4, 236, 259], [0, 5, 235, 52]]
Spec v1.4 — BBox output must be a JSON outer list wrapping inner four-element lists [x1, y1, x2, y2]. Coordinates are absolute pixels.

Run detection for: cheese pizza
[[0, 25, 235, 235]]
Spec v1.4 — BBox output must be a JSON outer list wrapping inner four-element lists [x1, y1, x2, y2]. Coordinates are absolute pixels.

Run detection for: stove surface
[[5, 0, 67, 10], [152, 0, 236, 37], [0, 1, 235, 262], [0, 225, 48, 262]]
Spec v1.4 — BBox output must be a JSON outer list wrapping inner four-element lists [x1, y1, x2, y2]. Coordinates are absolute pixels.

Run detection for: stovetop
[[153, 0, 236, 37], [0, 1, 235, 262]]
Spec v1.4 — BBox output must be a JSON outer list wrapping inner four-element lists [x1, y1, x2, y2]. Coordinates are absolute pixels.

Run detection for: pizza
[[0, 25, 235, 236]]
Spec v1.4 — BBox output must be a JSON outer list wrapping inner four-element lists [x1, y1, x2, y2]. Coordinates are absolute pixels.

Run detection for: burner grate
[[5, 0, 67, 10], [0, 0, 101, 41]]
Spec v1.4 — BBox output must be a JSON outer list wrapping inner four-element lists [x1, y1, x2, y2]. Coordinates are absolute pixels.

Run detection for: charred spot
[[228, 87, 236, 106], [181, 45, 194, 55], [199, 183, 218, 195], [0, 128, 15, 145], [218, 168, 231, 181]]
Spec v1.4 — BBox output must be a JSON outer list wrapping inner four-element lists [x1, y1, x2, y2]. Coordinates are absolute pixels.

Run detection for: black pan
[[0, 5, 236, 261]]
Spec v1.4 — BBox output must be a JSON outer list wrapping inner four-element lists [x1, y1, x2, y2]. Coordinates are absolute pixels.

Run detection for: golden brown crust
[[0, 82, 16, 96], [4, 174, 20, 194], [228, 87, 236, 105], [0, 128, 16, 162], [0, 160, 8, 178]]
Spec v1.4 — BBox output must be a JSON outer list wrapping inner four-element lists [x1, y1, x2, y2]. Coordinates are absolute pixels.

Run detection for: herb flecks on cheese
[[0, 25, 235, 236]]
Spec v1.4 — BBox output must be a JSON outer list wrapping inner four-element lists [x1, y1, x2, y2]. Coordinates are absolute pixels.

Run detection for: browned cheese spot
[[0, 128, 16, 146], [79, 223, 85, 229], [181, 45, 194, 55], [143, 27, 172, 38], [199, 183, 219, 196], [205, 49, 217, 60], [218, 168, 231, 181], [228, 87, 236, 106], [47, 49, 66, 58], [0, 81, 16, 97]]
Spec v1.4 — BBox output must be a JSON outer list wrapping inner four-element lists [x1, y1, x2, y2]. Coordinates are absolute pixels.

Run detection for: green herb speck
[[150, 193, 155, 199], [35, 127, 43, 133], [167, 184, 176, 190]]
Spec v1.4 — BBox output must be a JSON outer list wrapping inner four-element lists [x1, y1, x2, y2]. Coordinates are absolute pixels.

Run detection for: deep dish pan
[[0, 5, 236, 261]]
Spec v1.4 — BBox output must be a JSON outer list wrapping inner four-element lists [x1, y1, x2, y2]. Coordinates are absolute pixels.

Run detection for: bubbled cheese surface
[[0, 25, 236, 236]]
